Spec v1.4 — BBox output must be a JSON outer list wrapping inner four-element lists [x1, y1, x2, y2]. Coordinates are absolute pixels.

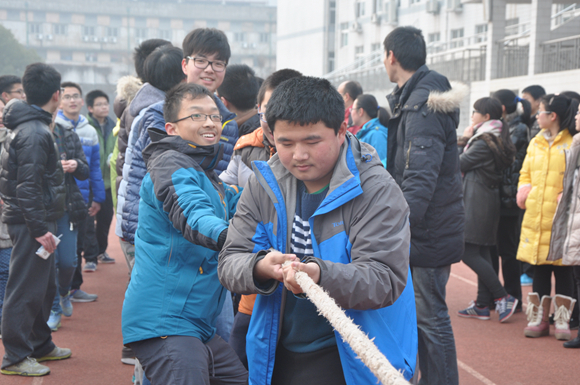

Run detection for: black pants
[[271, 344, 346, 385], [532, 264, 574, 299], [1, 222, 57, 368], [229, 312, 251, 369], [71, 212, 99, 290], [130, 335, 247, 385], [491, 214, 523, 307], [462, 243, 507, 308], [95, 189, 113, 255]]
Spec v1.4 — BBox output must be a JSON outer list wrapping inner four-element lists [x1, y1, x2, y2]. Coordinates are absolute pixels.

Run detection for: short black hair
[[164, 83, 215, 124], [473, 97, 503, 120], [217, 64, 259, 111], [383, 26, 426, 72], [143, 45, 186, 92], [561, 91, 580, 102], [22, 63, 61, 107], [61, 81, 83, 96], [521, 85, 546, 100], [492, 89, 532, 126], [343, 81, 363, 100], [182, 28, 231, 63], [133, 39, 172, 82], [354, 94, 389, 127], [0, 75, 22, 94], [257, 68, 302, 106], [86, 89, 109, 108], [266, 76, 344, 135]]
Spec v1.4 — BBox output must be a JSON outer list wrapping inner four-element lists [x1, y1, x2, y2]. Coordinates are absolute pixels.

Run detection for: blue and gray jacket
[[356, 117, 389, 167], [218, 134, 417, 384], [122, 128, 241, 345], [55, 112, 105, 204]]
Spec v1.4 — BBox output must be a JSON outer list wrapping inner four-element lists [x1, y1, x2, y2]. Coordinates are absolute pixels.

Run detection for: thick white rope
[[288, 265, 410, 385]]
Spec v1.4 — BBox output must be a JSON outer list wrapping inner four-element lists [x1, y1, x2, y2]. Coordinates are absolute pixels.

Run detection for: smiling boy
[[218, 76, 418, 385], [121, 83, 246, 385]]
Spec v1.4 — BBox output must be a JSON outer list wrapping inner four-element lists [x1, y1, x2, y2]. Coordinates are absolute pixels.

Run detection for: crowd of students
[[0, 23, 579, 385]]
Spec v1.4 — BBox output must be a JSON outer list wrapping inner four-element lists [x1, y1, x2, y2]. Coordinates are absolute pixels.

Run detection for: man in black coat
[[383, 27, 465, 385], [0, 63, 72, 377]]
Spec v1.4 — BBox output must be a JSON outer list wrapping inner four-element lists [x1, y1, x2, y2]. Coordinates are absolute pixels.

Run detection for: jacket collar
[[56, 111, 90, 131], [357, 118, 386, 137], [2, 99, 53, 129]]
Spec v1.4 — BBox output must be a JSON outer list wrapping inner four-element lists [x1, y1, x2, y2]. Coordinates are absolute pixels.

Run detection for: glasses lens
[[193, 58, 209, 69], [212, 62, 226, 72], [210, 114, 222, 122]]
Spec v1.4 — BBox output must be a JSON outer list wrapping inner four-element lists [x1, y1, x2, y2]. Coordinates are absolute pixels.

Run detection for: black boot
[[564, 333, 580, 348]]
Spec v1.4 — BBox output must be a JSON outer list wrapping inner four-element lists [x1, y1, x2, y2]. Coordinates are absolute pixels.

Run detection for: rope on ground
[[290, 266, 410, 385]]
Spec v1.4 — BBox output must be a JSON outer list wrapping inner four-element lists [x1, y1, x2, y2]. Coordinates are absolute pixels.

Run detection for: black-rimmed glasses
[[186, 56, 227, 72], [258, 106, 266, 123], [172, 113, 222, 124]]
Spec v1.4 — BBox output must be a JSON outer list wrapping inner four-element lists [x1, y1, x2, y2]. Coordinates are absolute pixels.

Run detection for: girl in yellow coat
[[517, 94, 579, 340]]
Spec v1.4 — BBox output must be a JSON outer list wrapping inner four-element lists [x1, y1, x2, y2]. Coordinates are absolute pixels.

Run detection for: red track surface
[[1, 224, 579, 384]]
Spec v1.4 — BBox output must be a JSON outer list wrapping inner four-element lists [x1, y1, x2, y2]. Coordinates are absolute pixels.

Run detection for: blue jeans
[[215, 291, 234, 342], [412, 265, 458, 385], [51, 213, 78, 315]]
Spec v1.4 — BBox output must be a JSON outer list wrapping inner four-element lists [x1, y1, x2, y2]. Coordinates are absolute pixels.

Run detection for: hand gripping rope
[[284, 262, 410, 385]]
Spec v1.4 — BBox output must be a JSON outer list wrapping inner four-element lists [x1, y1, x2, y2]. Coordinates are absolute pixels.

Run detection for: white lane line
[[450, 272, 528, 310], [458, 360, 498, 385], [32, 377, 44, 385]]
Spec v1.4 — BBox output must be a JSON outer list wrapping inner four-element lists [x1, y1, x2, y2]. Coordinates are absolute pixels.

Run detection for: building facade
[[0, 0, 277, 101]]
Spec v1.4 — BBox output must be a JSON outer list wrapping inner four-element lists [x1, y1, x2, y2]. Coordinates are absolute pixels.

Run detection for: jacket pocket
[[407, 137, 433, 169]]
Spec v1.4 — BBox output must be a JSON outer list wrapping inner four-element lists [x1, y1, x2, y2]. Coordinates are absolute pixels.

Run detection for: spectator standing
[[86, 90, 116, 264], [122, 83, 247, 384], [0, 98, 11, 338], [217, 64, 261, 137], [522, 85, 546, 140], [0, 76, 26, 103], [56, 82, 104, 302], [492, 89, 533, 305], [0, 63, 71, 377], [456, 97, 518, 322], [517, 94, 579, 340], [383, 26, 465, 385], [337, 80, 363, 134], [350, 94, 390, 166]]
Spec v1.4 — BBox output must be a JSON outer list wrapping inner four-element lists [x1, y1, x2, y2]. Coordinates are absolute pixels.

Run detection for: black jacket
[[237, 113, 261, 137], [53, 122, 89, 225], [0, 100, 66, 237], [500, 114, 529, 216], [386, 65, 465, 268]]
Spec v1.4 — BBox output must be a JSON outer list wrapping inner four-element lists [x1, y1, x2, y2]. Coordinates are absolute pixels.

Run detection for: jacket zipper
[[406, 140, 412, 169]]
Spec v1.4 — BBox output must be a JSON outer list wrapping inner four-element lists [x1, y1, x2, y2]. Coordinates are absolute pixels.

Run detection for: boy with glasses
[[0, 76, 26, 104], [122, 82, 246, 385]]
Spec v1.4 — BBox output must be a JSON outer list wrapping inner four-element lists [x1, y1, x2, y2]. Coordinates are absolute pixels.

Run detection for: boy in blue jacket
[[122, 83, 246, 385], [218, 77, 417, 384]]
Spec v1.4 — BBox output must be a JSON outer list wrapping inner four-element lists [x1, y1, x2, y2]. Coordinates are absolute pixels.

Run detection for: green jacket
[[87, 114, 116, 190]]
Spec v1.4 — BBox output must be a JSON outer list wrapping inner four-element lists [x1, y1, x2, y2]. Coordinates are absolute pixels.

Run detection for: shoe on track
[[121, 346, 136, 365], [47, 311, 61, 331], [83, 262, 97, 272], [457, 301, 490, 320], [35, 347, 72, 362], [0, 357, 50, 376], [70, 289, 98, 303], [98, 252, 116, 264], [60, 292, 73, 317], [496, 295, 518, 323]]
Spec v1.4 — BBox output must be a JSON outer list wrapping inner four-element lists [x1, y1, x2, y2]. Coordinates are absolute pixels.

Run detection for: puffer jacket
[[499, 113, 530, 215], [548, 133, 580, 265], [213, 95, 239, 174], [87, 113, 116, 190], [219, 127, 274, 188], [356, 117, 389, 167], [55, 112, 105, 204], [517, 128, 573, 265], [0, 100, 65, 237], [52, 122, 89, 225], [122, 128, 241, 345], [386, 65, 466, 268], [218, 134, 417, 384]]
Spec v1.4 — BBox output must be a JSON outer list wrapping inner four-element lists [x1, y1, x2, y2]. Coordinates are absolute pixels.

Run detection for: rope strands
[[290, 266, 410, 385]]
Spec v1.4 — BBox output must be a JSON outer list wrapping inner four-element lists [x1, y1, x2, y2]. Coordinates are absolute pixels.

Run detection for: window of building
[[428, 32, 440, 43], [7, 10, 19, 21], [371, 42, 381, 52], [328, 51, 335, 73], [60, 51, 73, 61], [377, 0, 383, 12], [86, 52, 98, 62], [356, 0, 366, 17], [234, 32, 246, 42], [54, 24, 67, 35], [410, 0, 421, 4], [108, 27, 118, 37], [29, 23, 42, 34], [135, 28, 148, 39], [340, 22, 349, 47], [475, 24, 488, 43], [329, 1, 336, 26], [83, 26, 95, 36], [159, 30, 172, 40], [505, 17, 519, 36], [111, 53, 122, 63], [449, 28, 464, 48], [355, 45, 364, 59], [259, 33, 269, 43]]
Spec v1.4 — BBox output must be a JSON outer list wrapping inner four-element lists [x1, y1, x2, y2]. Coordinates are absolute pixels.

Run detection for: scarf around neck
[[465, 119, 502, 150]]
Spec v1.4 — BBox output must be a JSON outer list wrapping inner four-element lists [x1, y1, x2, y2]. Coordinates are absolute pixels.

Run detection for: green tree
[[0, 24, 42, 77]]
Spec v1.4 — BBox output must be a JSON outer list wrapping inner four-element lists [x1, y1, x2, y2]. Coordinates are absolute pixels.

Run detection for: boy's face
[[274, 120, 347, 193], [259, 89, 275, 145], [88, 96, 110, 120], [165, 95, 222, 146], [522, 92, 540, 115], [60, 86, 84, 117], [182, 52, 226, 93]]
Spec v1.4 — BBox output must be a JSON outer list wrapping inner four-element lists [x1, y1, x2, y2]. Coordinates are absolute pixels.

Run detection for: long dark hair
[[472, 97, 516, 170], [540, 94, 579, 135], [354, 94, 390, 127], [492, 89, 532, 127]]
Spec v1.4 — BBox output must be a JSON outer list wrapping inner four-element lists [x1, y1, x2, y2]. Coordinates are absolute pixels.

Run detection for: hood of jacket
[[234, 126, 266, 151], [55, 112, 91, 132], [3, 99, 53, 130], [143, 128, 224, 172], [129, 83, 165, 118], [114, 75, 142, 119], [357, 117, 388, 137], [238, 113, 261, 137]]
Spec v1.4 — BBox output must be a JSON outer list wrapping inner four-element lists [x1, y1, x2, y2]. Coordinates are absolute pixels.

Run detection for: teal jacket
[[122, 129, 241, 345], [356, 118, 389, 167]]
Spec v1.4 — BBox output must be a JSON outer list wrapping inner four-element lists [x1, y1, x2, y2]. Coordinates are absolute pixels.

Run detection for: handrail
[[541, 34, 580, 45]]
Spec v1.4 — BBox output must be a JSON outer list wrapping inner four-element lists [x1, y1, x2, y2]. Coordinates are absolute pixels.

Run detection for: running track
[[1, 223, 578, 384]]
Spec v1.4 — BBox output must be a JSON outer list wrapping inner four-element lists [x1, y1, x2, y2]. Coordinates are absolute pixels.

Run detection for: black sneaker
[[97, 252, 116, 264], [121, 346, 136, 365]]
